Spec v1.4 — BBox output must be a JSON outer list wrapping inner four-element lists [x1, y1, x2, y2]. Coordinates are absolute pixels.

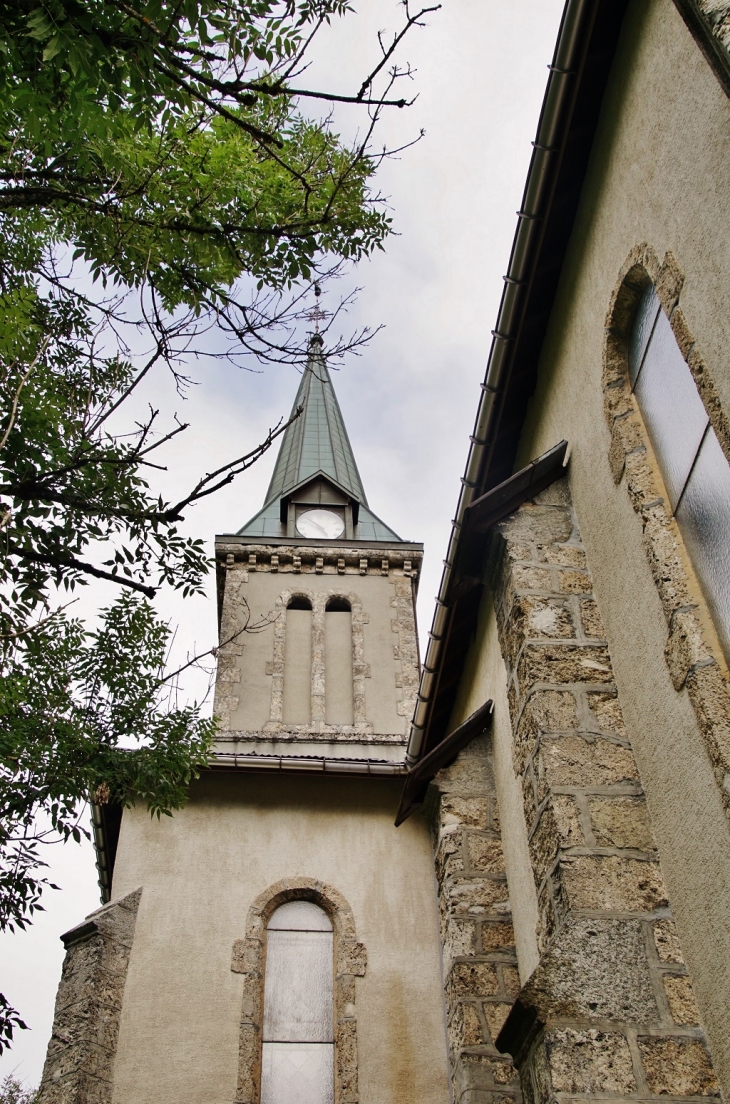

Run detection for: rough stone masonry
[[433, 477, 723, 1104], [37, 889, 141, 1104], [427, 733, 523, 1104], [493, 479, 720, 1102]]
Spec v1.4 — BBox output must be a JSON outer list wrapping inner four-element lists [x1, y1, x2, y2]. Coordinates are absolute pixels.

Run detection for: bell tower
[[213, 334, 423, 768], [39, 337, 451, 1104]]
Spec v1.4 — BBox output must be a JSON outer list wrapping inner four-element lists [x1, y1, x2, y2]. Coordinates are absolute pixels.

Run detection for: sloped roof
[[264, 337, 367, 507], [238, 497, 403, 542], [406, 0, 633, 765], [237, 336, 405, 542]]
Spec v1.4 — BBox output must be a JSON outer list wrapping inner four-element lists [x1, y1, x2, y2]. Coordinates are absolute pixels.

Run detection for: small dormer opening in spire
[[238, 334, 406, 543]]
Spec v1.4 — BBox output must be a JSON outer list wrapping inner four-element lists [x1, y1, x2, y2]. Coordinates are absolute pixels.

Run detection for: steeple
[[239, 336, 404, 542]]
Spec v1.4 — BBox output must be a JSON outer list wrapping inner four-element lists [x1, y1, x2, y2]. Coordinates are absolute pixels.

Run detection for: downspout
[[406, 0, 596, 766]]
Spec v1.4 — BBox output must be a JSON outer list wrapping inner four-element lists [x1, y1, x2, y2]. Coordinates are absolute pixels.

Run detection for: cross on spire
[[306, 283, 330, 334]]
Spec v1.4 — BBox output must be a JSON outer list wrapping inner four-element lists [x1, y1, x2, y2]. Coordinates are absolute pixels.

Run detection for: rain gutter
[[91, 800, 122, 904], [406, 0, 621, 767], [209, 752, 407, 776]]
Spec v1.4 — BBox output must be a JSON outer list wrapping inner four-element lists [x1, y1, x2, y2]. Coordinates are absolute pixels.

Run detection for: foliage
[[0, 0, 436, 356], [0, 1075, 37, 1104], [0, 592, 216, 929], [0, 0, 437, 1055]]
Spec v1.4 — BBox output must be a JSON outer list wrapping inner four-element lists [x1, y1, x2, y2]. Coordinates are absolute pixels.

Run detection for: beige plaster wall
[[221, 569, 408, 737], [504, 0, 730, 1088], [325, 611, 354, 725], [111, 774, 449, 1104]]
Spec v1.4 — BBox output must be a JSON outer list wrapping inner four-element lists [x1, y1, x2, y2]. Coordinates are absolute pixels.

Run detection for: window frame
[[602, 243, 730, 827], [627, 279, 730, 661], [230, 878, 367, 1104], [260, 901, 335, 1104]]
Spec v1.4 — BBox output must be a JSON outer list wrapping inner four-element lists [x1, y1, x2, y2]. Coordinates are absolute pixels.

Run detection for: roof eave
[[405, 0, 632, 767], [273, 469, 364, 524]]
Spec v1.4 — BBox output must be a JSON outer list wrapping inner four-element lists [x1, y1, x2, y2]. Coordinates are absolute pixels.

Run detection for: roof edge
[[405, 0, 631, 766], [263, 468, 365, 510], [215, 535, 423, 551]]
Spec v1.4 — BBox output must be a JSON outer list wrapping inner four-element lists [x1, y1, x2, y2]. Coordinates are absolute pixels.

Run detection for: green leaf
[[41, 34, 64, 61]]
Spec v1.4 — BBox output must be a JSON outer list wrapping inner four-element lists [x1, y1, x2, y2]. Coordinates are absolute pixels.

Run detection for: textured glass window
[[261, 1043, 333, 1104], [676, 428, 730, 658], [628, 284, 661, 386], [634, 309, 709, 508], [261, 902, 334, 1104], [631, 288, 730, 661]]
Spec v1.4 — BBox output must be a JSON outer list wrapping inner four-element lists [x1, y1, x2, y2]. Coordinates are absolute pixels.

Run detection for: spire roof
[[264, 337, 367, 508], [237, 337, 404, 542]]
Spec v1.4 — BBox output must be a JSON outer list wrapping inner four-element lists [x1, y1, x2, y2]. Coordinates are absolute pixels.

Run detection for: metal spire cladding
[[265, 335, 368, 508], [238, 335, 404, 542]]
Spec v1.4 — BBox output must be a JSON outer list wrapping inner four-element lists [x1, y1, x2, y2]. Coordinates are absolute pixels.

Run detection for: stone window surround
[[603, 243, 730, 821], [265, 587, 371, 735], [230, 877, 366, 1104]]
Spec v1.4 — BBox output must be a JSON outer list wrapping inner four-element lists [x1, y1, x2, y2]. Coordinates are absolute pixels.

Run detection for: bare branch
[[162, 405, 303, 519], [0, 339, 49, 452]]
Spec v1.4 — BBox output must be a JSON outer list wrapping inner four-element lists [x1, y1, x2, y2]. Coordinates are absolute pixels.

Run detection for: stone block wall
[[484, 479, 722, 1104], [427, 733, 522, 1104], [38, 889, 141, 1104], [697, 0, 730, 53]]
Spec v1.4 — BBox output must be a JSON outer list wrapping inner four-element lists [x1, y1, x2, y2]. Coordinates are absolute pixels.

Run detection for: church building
[[38, 2, 730, 1104]]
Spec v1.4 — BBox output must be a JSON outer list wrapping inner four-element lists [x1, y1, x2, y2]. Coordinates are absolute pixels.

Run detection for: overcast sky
[[0, 0, 565, 1086]]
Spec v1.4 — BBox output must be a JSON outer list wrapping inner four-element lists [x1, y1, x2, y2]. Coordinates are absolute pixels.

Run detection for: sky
[[0, 0, 565, 1087]]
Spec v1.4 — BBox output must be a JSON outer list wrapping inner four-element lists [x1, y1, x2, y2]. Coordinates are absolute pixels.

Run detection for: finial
[[306, 282, 329, 336]]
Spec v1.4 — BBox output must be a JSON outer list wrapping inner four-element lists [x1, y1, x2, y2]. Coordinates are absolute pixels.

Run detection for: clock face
[[296, 508, 345, 540]]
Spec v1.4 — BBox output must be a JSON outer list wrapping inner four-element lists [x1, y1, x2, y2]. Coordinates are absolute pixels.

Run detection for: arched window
[[288, 595, 313, 611], [283, 596, 312, 723], [325, 597, 354, 725], [325, 597, 351, 613], [630, 285, 730, 657], [261, 901, 334, 1104]]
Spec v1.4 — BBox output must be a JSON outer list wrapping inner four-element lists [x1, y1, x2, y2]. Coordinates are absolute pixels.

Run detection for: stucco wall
[[218, 565, 414, 739], [505, 0, 730, 1089], [110, 774, 450, 1104]]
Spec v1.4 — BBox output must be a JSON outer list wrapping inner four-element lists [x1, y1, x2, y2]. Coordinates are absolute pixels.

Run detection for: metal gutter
[[91, 802, 112, 903], [406, 0, 614, 767], [209, 752, 407, 776], [91, 800, 123, 904]]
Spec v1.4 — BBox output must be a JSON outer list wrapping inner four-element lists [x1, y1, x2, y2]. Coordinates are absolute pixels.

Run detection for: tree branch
[[8, 545, 157, 597]]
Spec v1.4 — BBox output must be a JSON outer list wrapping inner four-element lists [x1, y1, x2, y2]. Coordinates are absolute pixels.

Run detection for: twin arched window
[[261, 901, 334, 1104], [283, 596, 354, 725], [630, 285, 730, 657]]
